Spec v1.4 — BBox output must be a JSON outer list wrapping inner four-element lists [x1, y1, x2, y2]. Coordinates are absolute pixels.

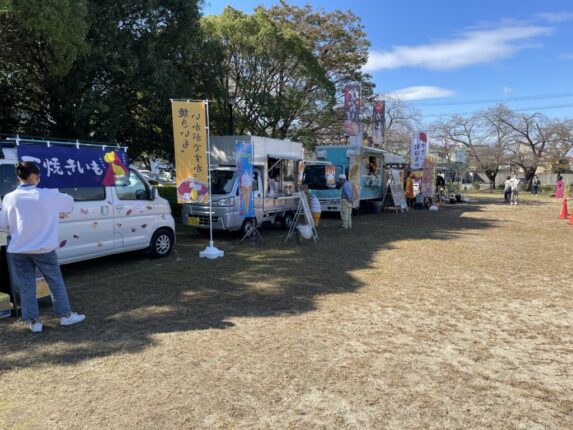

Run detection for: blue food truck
[[303, 145, 402, 212]]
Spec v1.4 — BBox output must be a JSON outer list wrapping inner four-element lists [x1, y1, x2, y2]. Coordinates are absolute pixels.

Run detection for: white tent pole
[[199, 99, 224, 259], [206, 100, 214, 246]]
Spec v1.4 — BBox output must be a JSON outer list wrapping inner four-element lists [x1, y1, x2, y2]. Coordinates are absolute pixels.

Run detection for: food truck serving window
[[303, 165, 343, 189]]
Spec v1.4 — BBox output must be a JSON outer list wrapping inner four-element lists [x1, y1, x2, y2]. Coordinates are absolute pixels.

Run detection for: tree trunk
[[523, 167, 536, 191], [485, 171, 497, 191]]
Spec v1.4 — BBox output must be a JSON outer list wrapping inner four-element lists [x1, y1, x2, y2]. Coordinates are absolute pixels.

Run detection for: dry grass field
[[1, 193, 572, 429]]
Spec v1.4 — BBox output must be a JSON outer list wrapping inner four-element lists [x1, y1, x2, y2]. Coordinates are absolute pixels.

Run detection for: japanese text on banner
[[17, 144, 129, 188], [343, 84, 361, 137], [372, 100, 385, 146], [171, 101, 209, 204], [410, 131, 428, 170]]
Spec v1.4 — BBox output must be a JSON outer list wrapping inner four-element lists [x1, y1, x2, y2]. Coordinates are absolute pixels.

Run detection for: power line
[[422, 103, 573, 118], [413, 92, 573, 107]]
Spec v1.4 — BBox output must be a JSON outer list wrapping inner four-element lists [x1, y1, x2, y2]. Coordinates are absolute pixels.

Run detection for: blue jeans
[[7, 251, 71, 322]]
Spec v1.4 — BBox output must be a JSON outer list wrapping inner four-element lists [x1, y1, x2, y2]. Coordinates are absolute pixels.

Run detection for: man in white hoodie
[[509, 174, 521, 205], [0, 162, 85, 332]]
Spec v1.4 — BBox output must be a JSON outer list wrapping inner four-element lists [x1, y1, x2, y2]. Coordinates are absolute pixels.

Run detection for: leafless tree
[[432, 112, 511, 190], [360, 95, 421, 155], [541, 118, 573, 174], [310, 93, 421, 151], [429, 137, 458, 166], [494, 105, 573, 188]]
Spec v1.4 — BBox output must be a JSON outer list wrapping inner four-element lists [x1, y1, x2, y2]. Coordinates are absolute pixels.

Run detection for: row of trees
[[0, 0, 373, 158], [431, 106, 573, 189], [1, 0, 571, 180]]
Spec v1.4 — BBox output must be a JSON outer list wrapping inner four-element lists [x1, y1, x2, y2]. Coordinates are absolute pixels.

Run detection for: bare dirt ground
[[1, 193, 572, 429]]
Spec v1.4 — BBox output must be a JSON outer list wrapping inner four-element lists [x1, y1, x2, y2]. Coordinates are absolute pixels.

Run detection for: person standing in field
[[531, 175, 540, 195], [504, 176, 512, 204], [509, 174, 520, 205], [0, 162, 85, 333], [554, 175, 565, 199], [339, 174, 353, 229], [405, 172, 415, 207]]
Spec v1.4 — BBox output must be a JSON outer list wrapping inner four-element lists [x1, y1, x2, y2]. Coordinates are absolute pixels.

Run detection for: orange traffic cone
[[569, 204, 573, 225], [559, 198, 568, 219]]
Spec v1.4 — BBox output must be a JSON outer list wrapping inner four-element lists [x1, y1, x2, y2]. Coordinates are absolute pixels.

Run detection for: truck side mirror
[[149, 187, 157, 200]]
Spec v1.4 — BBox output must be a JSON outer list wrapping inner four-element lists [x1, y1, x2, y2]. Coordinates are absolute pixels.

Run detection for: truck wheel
[[281, 212, 294, 230], [240, 218, 256, 237], [149, 228, 174, 258]]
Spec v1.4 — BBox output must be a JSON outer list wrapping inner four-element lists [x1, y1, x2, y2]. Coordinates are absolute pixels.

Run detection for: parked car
[[138, 170, 174, 186]]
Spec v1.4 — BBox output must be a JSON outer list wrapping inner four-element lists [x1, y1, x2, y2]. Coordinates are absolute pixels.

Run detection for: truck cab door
[[112, 169, 155, 249], [57, 186, 115, 262]]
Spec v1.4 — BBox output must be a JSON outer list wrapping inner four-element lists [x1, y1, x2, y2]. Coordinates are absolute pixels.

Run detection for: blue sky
[[202, 0, 573, 123]]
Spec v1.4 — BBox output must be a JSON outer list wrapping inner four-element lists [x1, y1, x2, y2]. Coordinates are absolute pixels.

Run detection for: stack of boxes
[[0, 275, 51, 320]]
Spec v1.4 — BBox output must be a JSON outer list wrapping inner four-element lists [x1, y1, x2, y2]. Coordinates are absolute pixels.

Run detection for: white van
[[0, 146, 175, 264]]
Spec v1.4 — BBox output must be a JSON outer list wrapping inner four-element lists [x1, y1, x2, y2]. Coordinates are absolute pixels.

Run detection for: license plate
[[188, 216, 200, 226]]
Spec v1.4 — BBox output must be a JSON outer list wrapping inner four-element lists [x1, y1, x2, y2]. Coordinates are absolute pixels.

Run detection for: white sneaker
[[30, 322, 43, 333], [60, 312, 86, 326]]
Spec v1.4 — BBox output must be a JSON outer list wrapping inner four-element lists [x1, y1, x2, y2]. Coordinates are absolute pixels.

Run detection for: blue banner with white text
[[17, 144, 129, 188]]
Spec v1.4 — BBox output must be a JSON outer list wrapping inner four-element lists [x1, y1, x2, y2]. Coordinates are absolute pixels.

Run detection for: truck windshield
[[303, 165, 343, 190], [0, 164, 19, 198], [211, 170, 236, 195]]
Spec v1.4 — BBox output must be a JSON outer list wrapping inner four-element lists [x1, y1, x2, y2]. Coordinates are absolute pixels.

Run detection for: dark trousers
[[504, 190, 511, 203]]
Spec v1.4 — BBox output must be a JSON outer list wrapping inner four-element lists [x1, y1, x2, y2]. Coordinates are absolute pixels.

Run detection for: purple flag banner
[[372, 100, 385, 146], [343, 84, 361, 136], [17, 144, 129, 188]]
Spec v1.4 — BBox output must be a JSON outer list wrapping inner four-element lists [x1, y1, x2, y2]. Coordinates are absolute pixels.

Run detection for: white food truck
[[0, 137, 176, 264], [182, 135, 303, 236]]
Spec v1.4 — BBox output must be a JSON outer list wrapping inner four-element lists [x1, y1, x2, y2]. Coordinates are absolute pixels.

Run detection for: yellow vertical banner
[[171, 100, 209, 203]]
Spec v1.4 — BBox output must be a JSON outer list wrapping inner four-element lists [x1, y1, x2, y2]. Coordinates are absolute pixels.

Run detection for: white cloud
[[365, 24, 552, 72], [535, 12, 573, 23], [502, 86, 513, 94], [558, 53, 573, 61], [387, 86, 456, 101]]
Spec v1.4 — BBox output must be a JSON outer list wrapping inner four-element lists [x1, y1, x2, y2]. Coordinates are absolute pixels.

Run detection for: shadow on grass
[[0, 198, 497, 370]]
